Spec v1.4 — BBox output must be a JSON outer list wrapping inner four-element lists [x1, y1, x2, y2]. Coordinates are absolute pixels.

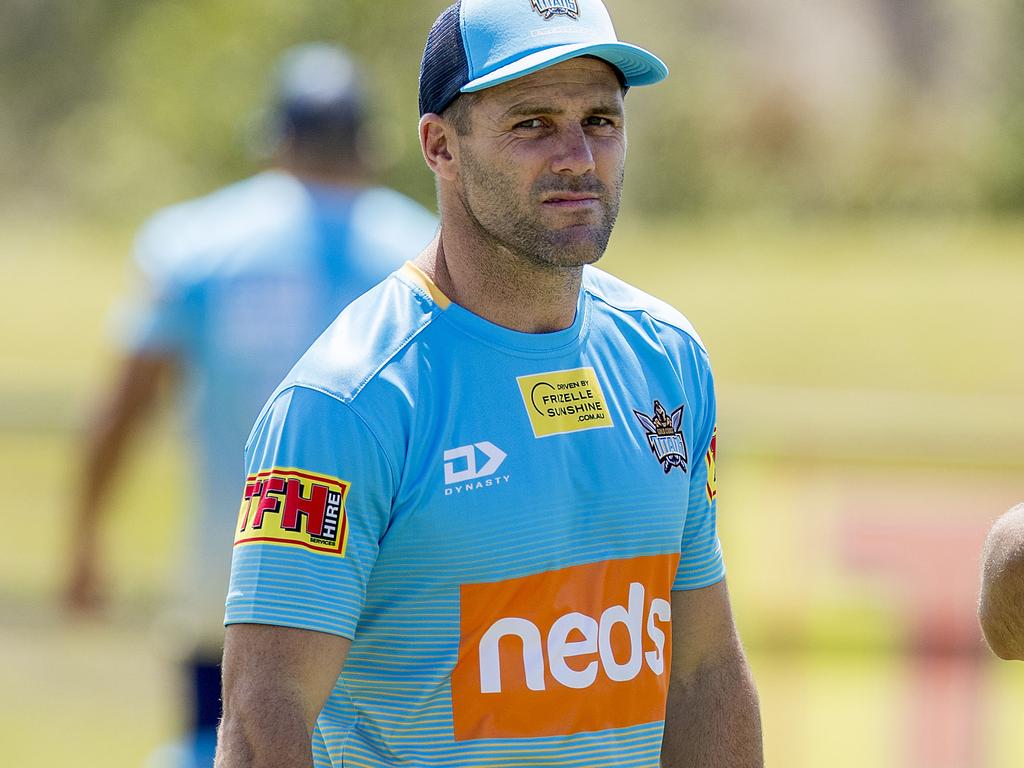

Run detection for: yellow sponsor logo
[[705, 426, 718, 504], [235, 467, 350, 557], [517, 367, 615, 438]]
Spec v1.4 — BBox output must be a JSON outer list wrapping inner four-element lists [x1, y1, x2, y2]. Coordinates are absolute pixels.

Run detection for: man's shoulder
[[281, 267, 439, 404], [350, 186, 436, 227], [133, 172, 310, 282], [583, 265, 708, 355], [346, 187, 438, 272]]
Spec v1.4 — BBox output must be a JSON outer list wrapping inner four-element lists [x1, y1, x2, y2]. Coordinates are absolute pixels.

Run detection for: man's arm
[[216, 624, 351, 768], [661, 579, 763, 768], [978, 503, 1024, 661], [64, 352, 174, 613]]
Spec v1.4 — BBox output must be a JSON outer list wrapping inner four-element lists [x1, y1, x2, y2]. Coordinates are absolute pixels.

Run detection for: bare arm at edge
[[979, 504, 1024, 661], [661, 579, 763, 768], [64, 351, 175, 613], [216, 623, 351, 768]]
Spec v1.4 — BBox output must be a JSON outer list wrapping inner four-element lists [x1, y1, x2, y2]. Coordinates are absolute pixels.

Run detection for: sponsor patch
[[705, 426, 718, 504], [633, 400, 688, 474], [451, 553, 679, 741], [444, 441, 511, 496], [516, 367, 614, 438], [531, 0, 580, 20], [234, 467, 350, 557]]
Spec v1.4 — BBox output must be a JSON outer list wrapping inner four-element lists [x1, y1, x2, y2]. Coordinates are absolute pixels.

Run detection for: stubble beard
[[457, 145, 623, 271]]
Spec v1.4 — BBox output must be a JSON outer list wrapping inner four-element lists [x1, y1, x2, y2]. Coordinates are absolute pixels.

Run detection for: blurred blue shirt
[[117, 170, 437, 640]]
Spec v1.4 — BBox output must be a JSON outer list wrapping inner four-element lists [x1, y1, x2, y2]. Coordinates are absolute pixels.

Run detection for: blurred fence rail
[[722, 385, 1024, 469]]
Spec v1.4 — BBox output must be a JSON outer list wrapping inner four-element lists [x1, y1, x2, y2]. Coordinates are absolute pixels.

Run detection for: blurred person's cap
[[274, 43, 365, 134], [418, 0, 668, 116]]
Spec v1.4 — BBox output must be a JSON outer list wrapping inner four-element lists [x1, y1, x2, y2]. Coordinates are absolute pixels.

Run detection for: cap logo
[[531, 0, 580, 21]]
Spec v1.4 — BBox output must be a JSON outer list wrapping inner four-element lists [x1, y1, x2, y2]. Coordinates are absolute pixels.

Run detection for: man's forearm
[[65, 354, 171, 610], [216, 703, 314, 768], [661, 646, 763, 768], [216, 624, 350, 768], [74, 353, 171, 529]]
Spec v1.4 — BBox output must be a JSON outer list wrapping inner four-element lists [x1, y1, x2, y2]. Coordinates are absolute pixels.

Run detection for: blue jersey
[[119, 172, 437, 639], [227, 262, 723, 767]]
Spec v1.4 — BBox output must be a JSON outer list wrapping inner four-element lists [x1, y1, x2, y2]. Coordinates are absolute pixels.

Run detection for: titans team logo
[[633, 400, 688, 474], [531, 0, 580, 20]]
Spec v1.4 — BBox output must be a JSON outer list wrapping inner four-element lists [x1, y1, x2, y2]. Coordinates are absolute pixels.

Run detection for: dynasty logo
[[531, 0, 580, 20], [444, 441, 510, 496], [633, 400, 688, 474], [234, 467, 350, 556]]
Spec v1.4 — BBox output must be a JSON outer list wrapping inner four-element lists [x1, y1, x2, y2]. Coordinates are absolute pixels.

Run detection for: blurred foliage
[[984, 0, 1024, 210], [0, 0, 1022, 220], [0, 0, 441, 218]]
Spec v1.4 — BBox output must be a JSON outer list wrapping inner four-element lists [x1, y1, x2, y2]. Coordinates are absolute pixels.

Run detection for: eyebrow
[[502, 102, 624, 119]]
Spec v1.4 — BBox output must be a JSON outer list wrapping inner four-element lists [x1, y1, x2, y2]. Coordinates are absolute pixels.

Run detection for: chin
[[556, 227, 611, 263], [535, 239, 606, 269]]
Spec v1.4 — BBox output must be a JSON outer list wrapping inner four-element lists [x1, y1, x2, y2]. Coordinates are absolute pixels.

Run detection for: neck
[[416, 204, 584, 335], [275, 156, 367, 189]]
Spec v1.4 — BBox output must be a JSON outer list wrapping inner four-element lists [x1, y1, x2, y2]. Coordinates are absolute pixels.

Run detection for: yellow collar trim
[[401, 261, 452, 310]]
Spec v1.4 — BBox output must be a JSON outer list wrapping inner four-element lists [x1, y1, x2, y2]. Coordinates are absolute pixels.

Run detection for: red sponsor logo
[[705, 426, 718, 504], [234, 467, 350, 556]]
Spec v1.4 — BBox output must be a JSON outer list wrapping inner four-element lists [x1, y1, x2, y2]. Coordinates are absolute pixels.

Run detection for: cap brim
[[461, 41, 668, 93]]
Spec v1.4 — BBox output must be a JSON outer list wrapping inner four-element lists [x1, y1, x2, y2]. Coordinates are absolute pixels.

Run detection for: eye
[[514, 118, 545, 130], [584, 116, 615, 128]]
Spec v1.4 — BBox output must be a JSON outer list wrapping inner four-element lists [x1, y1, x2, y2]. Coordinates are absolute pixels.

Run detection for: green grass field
[[2, 215, 1023, 766]]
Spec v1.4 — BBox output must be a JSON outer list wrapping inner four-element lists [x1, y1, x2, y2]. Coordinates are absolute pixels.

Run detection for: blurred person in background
[[979, 503, 1024, 661], [62, 42, 437, 767]]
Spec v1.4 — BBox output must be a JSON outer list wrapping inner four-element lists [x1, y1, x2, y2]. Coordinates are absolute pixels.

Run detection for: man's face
[[451, 57, 627, 269]]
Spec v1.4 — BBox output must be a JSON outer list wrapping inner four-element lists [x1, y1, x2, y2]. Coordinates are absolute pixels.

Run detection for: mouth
[[541, 193, 601, 210]]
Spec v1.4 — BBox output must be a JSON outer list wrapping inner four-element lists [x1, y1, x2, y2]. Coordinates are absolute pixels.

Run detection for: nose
[[551, 124, 596, 177]]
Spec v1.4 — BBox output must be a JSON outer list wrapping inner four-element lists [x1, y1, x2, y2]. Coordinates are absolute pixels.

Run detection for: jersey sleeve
[[113, 220, 195, 355], [225, 385, 397, 638], [673, 353, 725, 591]]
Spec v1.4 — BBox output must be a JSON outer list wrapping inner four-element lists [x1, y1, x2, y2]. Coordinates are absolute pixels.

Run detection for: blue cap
[[418, 0, 668, 116]]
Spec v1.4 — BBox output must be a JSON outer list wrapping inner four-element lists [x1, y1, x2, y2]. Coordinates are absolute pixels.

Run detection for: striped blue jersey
[[226, 262, 724, 767]]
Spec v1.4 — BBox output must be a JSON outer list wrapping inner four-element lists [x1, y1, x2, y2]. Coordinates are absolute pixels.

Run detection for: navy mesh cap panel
[[418, 2, 470, 116]]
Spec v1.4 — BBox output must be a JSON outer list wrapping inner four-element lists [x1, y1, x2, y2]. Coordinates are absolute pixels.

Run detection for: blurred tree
[[872, 0, 949, 89], [0, 0, 148, 212], [2, 0, 442, 220], [985, 0, 1024, 210], [52, 0, 444, 218], [1, 0, 1021, 220]]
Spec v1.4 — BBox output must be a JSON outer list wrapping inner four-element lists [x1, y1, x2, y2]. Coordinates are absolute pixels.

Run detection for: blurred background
[[1, 0, 1022, 765]]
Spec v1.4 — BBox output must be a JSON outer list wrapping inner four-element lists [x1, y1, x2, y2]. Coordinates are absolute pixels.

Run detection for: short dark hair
[[441, 92, 478, 136], [286, 121, 363, 167]]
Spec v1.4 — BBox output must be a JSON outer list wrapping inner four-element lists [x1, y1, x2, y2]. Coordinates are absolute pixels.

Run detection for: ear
[[419, 114, 459, 182]]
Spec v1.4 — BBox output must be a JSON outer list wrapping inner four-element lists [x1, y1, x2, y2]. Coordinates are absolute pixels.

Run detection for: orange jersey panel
[[451, 553, 680, 741]]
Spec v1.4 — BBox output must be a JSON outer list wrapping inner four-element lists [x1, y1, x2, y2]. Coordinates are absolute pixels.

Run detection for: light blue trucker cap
[[418, 0, 668, 116]]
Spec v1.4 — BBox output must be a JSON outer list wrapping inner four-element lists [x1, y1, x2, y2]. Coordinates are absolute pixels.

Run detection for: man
[[217, 2, 763, 766], [64, 43, 437, 766], [979, 503, 1024, 661]]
